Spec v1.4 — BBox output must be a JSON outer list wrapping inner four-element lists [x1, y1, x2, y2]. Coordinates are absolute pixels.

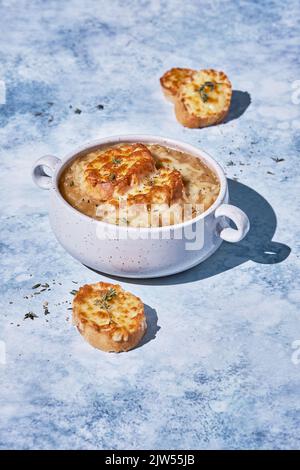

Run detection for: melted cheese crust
[[179, 69, 232, 117], [60, 143, 220, 227], [122, 167, 184, 205], [149, 144, 219, 209], [160, 67, 195, 100], [75, 143, 155, 202], [73, 282, 145, 343]]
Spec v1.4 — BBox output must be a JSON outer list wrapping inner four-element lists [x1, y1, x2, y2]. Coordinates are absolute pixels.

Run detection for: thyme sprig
[[198, 81, 221, 103], [94, 288, 117, 310]]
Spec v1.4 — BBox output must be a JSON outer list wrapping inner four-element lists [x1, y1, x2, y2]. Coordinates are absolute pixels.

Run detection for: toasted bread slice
[[127, 168, 185, 205], [160, 67, 195, 103], [82, 143, 156, 201], [175, 69, 232, 128], [73, 282, 147, 353]]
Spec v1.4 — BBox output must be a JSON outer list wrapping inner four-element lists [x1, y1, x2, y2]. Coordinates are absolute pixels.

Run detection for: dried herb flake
[[24, 312, 38, 320], [94, 288, 117, 310], [198, 81, 216, 103]]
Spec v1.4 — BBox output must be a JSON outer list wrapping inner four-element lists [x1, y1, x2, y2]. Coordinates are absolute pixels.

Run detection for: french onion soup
[[59, 143, 220, 227]]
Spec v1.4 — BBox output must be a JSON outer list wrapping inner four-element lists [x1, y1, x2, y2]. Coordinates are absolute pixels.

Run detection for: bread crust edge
[[72, 303, 147, 353], [174, 96, 231, 128], [160, 82, 177, 103]]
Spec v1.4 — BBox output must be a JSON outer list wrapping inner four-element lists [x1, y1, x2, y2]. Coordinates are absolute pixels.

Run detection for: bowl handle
[[215, 203, 250, 243], [32, 155, 61, 189]]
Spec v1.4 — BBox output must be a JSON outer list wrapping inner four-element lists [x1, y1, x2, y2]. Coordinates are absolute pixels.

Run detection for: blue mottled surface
[[0, 0, 300, 450]]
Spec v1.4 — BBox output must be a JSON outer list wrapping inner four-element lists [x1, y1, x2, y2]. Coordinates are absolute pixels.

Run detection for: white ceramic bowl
[[32, 135, 250, 278]]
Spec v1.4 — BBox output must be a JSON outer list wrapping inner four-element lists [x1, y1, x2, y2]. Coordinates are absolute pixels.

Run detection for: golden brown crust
[[126, 168, 184, 206], [72, 282, 147, 352], [174, 69, 232, 128], [160, 68, 195, 103], [83, 144, 156, 201]]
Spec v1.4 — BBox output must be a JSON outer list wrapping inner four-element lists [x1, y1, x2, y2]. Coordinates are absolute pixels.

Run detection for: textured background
[[0, 0, 300, 450]]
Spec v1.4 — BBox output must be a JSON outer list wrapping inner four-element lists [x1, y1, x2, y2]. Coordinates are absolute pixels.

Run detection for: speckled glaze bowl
[[32, 135, 250, 278]]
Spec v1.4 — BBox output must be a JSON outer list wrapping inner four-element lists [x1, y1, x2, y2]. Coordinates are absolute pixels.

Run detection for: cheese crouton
[[82, 143, 156, 201], [73, 282, 147, 352], [175, 69, 232, 128]]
